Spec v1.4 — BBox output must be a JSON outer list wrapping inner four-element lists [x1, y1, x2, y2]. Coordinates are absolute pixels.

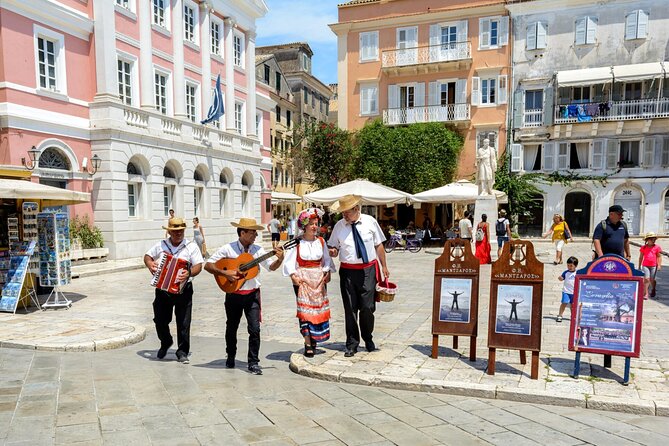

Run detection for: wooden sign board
[[487, 240, 544, 379], [431, 239, 480, 360]]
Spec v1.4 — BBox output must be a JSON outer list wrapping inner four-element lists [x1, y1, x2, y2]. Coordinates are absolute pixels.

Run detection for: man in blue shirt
[[592, 205, 631, 260]]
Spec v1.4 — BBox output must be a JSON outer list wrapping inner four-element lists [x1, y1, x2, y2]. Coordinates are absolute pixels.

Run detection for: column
[[200, 3, 212, 116], [93, 0, 118, 101], [139, 0, 154, 109], [172, 0, 186, 118], [245, 30, 257, 138], [224, 18, 236, 132]]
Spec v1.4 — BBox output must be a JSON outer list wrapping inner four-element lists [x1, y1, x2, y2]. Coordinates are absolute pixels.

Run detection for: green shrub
[[70, 215, 104, 249]]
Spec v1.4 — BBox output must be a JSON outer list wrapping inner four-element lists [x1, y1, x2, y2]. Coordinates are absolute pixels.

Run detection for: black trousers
[[225, 290, 261, 365], [339, 266, 377, 350], [153, 282, 193, 356]]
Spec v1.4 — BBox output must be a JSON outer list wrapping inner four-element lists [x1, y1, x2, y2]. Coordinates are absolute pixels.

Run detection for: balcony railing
[[523, 109, 544, 127], [383, 104, 470, 125], [554, 98, 669, 123], [382, 41, 471, 69]]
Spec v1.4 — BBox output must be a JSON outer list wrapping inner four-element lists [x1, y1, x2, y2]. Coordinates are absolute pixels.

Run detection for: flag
[[201, 74, 224, 125]]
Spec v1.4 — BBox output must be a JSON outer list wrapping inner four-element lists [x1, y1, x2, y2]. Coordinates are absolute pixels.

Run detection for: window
[[37, 37, 57, 90], [194, 187, 202, 215], [211, 20, 221, 55], [625, 10, 649, 40], [128, 184, 137, 217], [481, 78, 496, 104], [116, 0, 130, 8], [575, 17, 597, 45], [264, 65, 270, 84], [360, 83, 378, 115], [163, 185, 173, 216], [662, 138, 669, 166], [234, 102, 244, 134], [624, 82, 642, 100], [185, 83, 197, 122], [256, 111, 262, 136], [39, 148, 69, 170], [302, 53, 311, 73], [154, 71, 168, 115], [479, 16, 508, 49], [619, 140, 641, 167], [526, 22, 547, 50], [572, 86, 591, 102], [152, 0, 166, 28], [477, 131, 497, 151], [359, 31, 379, 61], [183, 4, 196, 43], [312, 92, 316, 108], [524, 89, 543, 126], [276, 105, 281, 121], [117, 59, 132, 105], [275, 71, 281, 93], [220, 189, 228, 217], [286, 110, 291, 128], [472, 75, 506, 106], [303, 87, 308, 104], [233, 33, 244, 67]]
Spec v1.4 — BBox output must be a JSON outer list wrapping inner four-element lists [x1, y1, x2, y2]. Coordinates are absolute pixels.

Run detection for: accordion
[[150, 252, 191, 294]]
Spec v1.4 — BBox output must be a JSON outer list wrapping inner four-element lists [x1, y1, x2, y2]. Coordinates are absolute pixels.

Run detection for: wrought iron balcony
[[554, 98, 669, 124], [381, 41, 472, 70], [383, 104, 470, 126]]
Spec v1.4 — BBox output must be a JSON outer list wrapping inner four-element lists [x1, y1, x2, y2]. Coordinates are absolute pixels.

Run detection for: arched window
[[39, 148, 70, 170], [220, 172, 228, 185], [194, 170, 203, 181], [163, 166, 175, 178], [127, 162, 140, 175]]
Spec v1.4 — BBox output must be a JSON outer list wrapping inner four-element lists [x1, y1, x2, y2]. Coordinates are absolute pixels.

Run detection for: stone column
[[224, 17, 236, 132], [200, 3, 212, 117], [93, 0, 118, 102], [172, 0, 186, 118], [245, 30, 257, 137], [139, 0, 154, 109]]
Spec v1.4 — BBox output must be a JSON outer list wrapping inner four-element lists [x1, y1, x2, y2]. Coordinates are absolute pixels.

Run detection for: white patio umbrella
[[411, 179, 507, 204], [303, 179, 413, 206], [0, 178, 90, 206]]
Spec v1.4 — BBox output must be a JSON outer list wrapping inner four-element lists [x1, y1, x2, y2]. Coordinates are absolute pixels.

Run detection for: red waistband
[[297, 259, 321, 268], [340, 259, 377, 270], [232, 288, 258, 295]]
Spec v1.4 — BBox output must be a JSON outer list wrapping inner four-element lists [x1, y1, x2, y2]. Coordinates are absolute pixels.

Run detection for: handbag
[[201, 242, 208, 257], [563, 224, 571, 242]]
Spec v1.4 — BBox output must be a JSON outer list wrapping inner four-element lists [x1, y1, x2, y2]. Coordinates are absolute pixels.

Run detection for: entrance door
[[564, 192, 591, 236], [400, 85, 415, 124], [440, 82, 456, 120], [615, 188, 642, 235]]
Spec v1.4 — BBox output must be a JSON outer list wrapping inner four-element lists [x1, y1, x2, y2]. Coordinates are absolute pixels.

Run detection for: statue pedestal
[[474, 195, 498, 248]]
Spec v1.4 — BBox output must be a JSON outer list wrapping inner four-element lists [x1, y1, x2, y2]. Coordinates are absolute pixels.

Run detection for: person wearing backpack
[[495, 209, 511, 257], [474, 214, 491, 264], [592, 205, 631, 261]]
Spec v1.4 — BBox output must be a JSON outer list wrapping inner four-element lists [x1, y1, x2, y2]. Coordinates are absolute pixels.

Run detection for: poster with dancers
[[495, 284, 533, 336], [438, 277, 472, 323]]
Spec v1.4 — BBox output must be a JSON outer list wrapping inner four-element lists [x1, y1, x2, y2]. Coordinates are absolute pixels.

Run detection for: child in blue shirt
[[557, 256, 578, 322]]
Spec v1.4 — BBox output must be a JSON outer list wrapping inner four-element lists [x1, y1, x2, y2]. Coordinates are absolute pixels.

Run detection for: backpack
[[495, 219, 507, 236], [475, 227, 485, 242], [591, 219, 628, 259]]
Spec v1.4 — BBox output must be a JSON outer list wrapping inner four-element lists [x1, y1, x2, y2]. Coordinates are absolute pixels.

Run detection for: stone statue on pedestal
[[475, 138, 498, 196]]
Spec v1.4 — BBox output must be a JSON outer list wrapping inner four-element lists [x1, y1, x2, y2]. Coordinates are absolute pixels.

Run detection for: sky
[[256, 0, 341, 85]]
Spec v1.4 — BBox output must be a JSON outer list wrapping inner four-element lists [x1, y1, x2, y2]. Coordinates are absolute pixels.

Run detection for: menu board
[[0, 241, 36, 313], [38, 213, 71, 287]]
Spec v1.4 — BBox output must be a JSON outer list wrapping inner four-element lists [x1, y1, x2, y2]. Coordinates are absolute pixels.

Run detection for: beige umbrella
[[0, 178, 90, 206]]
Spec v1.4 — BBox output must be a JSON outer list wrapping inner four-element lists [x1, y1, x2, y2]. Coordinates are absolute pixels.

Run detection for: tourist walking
[[459, 211, 473, 241], [192, 217, 206, 257], [543, 214, 571, 265], [556, 257, 578, 322], [474, 214, 491, 264], [495, 209, 511, 257], [267, 214, 281, 249], [639, 232, 662, 299], [592, 205, 630, 260]]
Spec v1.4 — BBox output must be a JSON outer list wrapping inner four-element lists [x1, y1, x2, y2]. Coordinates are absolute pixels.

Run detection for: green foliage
[[494, 152, 544, 218], [69, 215, 104, 249], [544, 170, 611, 187], [303, 122, 355, 188], [352, 120, 463, 193]]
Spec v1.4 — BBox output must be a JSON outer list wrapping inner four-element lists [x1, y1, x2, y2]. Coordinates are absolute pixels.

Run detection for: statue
[[475, 138, 498, 196]]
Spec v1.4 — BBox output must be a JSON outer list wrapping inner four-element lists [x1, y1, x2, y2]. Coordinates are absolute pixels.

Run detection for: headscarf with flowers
[[297, 207, 324, 231]]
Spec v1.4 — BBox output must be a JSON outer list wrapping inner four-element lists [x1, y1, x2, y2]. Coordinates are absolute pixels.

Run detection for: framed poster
[[495, 284, 533, 336], [439, 277, 472, 323]]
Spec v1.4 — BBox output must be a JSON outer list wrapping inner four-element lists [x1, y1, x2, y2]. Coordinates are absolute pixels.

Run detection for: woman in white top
[[283, 208, 336, 357]]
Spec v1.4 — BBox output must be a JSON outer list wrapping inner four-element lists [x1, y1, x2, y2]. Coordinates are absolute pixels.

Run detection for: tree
[[352, 120, 463, 193], [302, 122, 354, 188], [494, 151, 544, 219]]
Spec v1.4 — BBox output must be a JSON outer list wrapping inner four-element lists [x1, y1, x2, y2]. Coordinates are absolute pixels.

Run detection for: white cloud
[[257, 0, 339, 45]]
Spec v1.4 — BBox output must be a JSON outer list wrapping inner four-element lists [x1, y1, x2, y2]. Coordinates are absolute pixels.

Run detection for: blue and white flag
[[201, 74, 224, 125]]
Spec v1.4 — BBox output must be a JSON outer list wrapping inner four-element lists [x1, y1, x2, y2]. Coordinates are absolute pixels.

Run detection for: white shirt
[[562, 270, 576, 294], [207, 241, 274, 290], [283, 238, 337, 276], [145, 238, 204, 283], [459, 218, 473, 239], [328, 214, 386, 264]]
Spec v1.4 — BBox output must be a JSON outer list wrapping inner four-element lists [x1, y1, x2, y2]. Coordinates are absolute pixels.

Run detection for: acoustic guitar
[[214, 238, 299, 293]]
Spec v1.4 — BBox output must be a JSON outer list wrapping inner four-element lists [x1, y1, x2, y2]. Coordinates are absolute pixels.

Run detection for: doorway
[[564, 192, 591, 236], [614, 187, 642, 235]]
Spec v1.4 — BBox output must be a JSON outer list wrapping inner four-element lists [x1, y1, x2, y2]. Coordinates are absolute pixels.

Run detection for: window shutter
[[371, 85, 378, 113], [428, 81, 439, 106], [429, 24, 440, 46], [543, 142, 555, 171], [643, 138, 655, 167], [511, 143, 523, 172], [359, 33, 366, 60], [625, 11, 638, 40], [388, 85, 400, 109], [414, 82, 425, 107], [586, 17, 597, 44], [471, 77, 481, 106], [500, 16, 509, 46], [526, 23, 537, 50], [457, 20, 468, 43], [606, 140, 618, 168], [557, 142, 569, 170], [456, 79, 467, 104], [543, 87, 554, 126], [537, 22, 547, 49], [663, 138, 669, 166], [480, 19, 490, 48], [592, 139, 605, 170], [498, 75, 508, 104], [513, 89, 524, 128], [407, 27, 417, 46], [638, 10, 648, 39], [575, 17, 586, 45]]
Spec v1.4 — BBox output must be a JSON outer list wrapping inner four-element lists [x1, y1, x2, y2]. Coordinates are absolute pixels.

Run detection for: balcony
[[381, 42, 472, 75], [383, 104, 470, 126], [554, 98, 669, 124], [523, 109, 544, 128]]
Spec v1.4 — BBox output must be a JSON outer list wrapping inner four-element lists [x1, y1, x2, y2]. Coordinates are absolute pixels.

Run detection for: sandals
[[304, 344, 315, 358]]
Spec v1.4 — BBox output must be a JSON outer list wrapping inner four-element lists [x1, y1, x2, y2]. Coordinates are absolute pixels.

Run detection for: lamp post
[[83, 154, 102, 176], [21, 146, 40, 171]]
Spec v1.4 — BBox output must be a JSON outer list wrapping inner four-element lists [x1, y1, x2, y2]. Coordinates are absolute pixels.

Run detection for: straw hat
[[331, 194, 362, 213], [230, 217, 265, 231], [643, 232, 658, 240], [163, 217, 188, 231]]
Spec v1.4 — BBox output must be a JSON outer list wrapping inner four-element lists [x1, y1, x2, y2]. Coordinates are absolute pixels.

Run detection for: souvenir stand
[[0, 241, 38, 313], [487, 240, 544, 379], [568, 254, 644, 385], [38, 212, 72, 309], [431, 239, 480, 361]]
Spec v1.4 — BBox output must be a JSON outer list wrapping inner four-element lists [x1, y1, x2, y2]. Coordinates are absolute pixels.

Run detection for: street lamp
[[83, 154, 102, 176], [21, 146, 40, 171]]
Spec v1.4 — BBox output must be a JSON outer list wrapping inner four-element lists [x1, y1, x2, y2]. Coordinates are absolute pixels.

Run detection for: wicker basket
[[375, 279, 397, 302]]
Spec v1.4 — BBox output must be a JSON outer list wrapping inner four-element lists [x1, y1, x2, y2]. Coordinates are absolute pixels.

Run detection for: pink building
[[0, 0, 274, 259]]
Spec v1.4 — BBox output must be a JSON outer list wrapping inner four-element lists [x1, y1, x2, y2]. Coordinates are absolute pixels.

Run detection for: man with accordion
[[144, 217, 204, 364]]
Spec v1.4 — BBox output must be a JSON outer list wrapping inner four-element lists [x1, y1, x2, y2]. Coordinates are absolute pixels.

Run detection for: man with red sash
[[327, 195, 389, 357]]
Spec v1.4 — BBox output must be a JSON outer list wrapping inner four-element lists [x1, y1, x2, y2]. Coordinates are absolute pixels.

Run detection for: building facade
[[331, 0, 511, 179], [508, 0, 669, 236], [0, 0, 273, 259]]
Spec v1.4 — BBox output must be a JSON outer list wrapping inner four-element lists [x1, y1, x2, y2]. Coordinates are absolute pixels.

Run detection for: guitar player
[[204, 217, 284, 375]]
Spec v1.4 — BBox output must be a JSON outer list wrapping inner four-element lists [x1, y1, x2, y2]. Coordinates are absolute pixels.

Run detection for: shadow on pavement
[[266, 350, 294, 363]]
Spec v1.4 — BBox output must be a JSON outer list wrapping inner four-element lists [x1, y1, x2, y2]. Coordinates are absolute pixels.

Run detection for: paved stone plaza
[[0, 240, 667, 444]]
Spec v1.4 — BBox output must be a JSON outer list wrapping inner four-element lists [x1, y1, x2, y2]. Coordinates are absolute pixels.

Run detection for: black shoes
[[226, 357, 235, 368], [248, 364, 263, 375], [176, 352, 189, 364], [365, 341, 376, 352], [344, 348, 357, 357], [157, 342, 173, 359]]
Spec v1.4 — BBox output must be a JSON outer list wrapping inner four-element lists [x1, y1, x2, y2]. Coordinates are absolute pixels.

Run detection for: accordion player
[[150, 252, 191, 294]]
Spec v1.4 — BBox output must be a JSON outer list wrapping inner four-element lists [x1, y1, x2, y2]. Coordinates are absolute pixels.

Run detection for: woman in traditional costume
[[283, 208, 336, 357]]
